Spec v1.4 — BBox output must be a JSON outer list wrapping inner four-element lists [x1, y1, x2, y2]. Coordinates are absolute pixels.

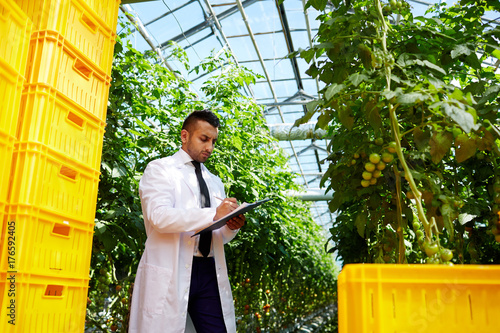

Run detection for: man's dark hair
[[182, 109, 220, 132]]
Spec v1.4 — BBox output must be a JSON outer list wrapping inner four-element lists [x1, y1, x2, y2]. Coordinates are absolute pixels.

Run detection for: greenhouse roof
[[117, 0, 499, 229]]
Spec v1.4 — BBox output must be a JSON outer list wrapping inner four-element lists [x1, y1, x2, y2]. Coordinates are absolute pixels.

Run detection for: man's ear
[[181, 129, 189, 144]]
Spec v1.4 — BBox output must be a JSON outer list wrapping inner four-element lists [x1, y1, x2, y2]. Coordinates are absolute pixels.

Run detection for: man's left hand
[[227, 214, 245, 230]]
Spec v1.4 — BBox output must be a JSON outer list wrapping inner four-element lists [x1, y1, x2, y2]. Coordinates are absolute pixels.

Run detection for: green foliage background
[[86, 20, 338, 332], [297, 0, 500, 265]]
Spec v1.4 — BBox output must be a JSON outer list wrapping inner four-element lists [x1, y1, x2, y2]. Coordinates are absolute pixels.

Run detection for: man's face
[[181, 120, 218, 163]]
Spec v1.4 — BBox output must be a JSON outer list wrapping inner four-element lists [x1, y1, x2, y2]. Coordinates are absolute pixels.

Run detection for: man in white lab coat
[[129, 110, 245, 332]]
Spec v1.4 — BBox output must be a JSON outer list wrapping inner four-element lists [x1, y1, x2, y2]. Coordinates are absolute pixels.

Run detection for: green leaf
[[306, 0, 328, 11], [348, 73, 368, 87], [451, 44, 471, 59], [306, 100, 320, 113], [293, 103, 317, 127], [492, 48, 500, 60], [300, 48, 316, 63], [396, 91, 429, 104], [233, 136, 243, 152], [422, 60, 446, 75], [95, 221, 107, 234], [454, 133, 476, 163], [338, 106, 354, 130], [112, 166, 128, 178], [478, 85, 500, 105], [357, 44, 372, 69], [442, 102, 479, 133], [440, 203, 455, 240], [355, 210, 368, 238], [365, 100, 382, 131], [317, 109, 332, 129], [324, 83, 345, 101], [414, 127, 431, 151], [429, 130, 453, 164], [328, 191, 343, 213]]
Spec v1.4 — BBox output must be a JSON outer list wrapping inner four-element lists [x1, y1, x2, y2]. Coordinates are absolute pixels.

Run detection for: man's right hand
[[213, 197, 238, 221]]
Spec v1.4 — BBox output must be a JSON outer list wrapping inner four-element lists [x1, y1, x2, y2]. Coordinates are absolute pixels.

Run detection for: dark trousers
[[188, 257, 227, 333]]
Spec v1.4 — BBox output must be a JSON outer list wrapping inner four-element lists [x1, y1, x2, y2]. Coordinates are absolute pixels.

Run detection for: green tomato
[[424, 242, 439, 257], [365, 162, 376, 172], [382, 152, 394, 163], [387, 141, 397, 153], [362, 171, 373, 180], [369, 153, 381, 164], [361, 179, 370, 187], [440, 249, 453, 262]]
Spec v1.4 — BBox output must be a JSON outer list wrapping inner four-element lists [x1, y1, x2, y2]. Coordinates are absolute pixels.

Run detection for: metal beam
[[263, 100, 314, 107], [202, 0, 256, 99], [263, 89, 316, 112], [275, 1, 304, 92], [234, 0, 309, 188], [142, 0, 198, 27], [120, 5, 178, 75], [121, 0, 154, 3], [159, 0, 259, 49]]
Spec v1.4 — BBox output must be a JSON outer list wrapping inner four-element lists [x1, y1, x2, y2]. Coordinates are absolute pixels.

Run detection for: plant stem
[[376, 0, 433, 242], [393, 164, 406, 263], [390, 106, 432, 240]]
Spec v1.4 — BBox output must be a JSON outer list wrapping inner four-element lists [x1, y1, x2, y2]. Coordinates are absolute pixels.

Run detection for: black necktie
[[192, 161, 212, 257]]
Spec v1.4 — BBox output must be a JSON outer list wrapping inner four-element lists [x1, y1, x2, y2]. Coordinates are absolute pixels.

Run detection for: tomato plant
[[298, 0, 500, 265]]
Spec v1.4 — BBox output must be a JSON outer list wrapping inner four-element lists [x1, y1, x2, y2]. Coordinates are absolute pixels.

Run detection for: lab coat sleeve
[[139, 162, 217, 234], [219, 225, 239, 244]]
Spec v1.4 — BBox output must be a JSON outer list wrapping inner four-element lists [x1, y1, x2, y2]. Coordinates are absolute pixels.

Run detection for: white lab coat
[[128, 150, 238, 333]]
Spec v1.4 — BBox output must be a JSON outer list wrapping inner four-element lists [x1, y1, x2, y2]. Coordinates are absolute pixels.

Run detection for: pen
[[214, 196, 239, 208]]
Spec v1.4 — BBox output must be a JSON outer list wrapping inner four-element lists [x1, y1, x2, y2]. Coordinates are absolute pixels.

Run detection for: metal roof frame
[[118, 0, 498, 229]]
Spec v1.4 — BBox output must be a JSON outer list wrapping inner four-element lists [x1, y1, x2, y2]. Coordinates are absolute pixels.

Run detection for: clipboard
[[192, 198, 272, 236]]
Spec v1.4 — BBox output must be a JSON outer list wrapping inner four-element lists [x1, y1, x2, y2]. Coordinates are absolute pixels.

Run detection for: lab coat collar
[[173, 149, 213, 207]]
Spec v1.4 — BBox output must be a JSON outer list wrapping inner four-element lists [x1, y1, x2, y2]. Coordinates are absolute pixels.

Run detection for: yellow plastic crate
[[83, 0, 120, 33], [0, 201, 5, 255], [0, 58, 24, 138], [0, 0, 32, 74], [0, 132, 15, 203], [25, 30, 111, 121], [338, 264, 500, 333], [9, 142, 100, 223], [17, 84, 106, 170], [16, 0, 120, 33], [0, 273, 89, 332], [0, 204, 94, 278], [15, 0, 117, 74]]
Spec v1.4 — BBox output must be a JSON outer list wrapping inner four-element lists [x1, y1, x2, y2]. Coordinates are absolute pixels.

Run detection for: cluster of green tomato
[[351, 141, 397, 188], [411, 220, 454, 263], [384, 0, 409, 13]]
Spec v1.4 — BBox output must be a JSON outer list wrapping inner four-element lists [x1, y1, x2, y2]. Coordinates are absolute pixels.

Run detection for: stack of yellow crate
[[0, 1, 33, 329], [0, 0, 120, 331]]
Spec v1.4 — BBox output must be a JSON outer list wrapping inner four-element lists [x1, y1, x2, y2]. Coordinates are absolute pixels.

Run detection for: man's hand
[[213, 197, 239, 221], [227, 214, 245, 230], [213, 197, 246, 230]]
